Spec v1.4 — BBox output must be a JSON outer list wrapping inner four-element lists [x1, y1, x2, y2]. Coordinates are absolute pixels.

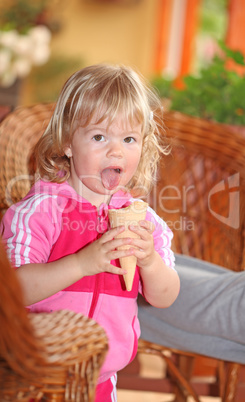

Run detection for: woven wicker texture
[[0, 103, 54, 210], [154, 110, 245, 271], [0, 240, 108, 402]]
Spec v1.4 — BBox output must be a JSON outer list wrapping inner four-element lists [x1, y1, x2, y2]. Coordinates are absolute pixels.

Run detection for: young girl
[[1, 64, 180, 401]]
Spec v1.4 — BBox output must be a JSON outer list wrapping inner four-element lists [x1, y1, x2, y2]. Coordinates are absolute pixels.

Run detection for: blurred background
[[0, 3, 245, 400], [0, 0, 244, 116]]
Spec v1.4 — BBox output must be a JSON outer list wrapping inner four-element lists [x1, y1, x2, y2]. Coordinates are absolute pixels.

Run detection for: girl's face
[[65, 113, 143, 206]]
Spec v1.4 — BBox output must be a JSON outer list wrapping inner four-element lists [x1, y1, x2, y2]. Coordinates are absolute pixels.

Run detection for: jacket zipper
[[88, 214, 104, 319], [88, 274, 100, 319], [88, 209, 108, 318]]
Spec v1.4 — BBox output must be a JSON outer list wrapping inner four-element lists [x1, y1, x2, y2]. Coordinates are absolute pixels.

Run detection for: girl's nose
[[107, 142, 123, 158]]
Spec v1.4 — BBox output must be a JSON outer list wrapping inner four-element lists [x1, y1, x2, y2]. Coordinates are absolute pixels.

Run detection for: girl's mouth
[[101, 167, 122, 190]]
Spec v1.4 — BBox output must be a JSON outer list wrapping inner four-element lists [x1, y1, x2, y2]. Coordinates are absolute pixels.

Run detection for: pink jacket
[[1, 180, 175, 384]]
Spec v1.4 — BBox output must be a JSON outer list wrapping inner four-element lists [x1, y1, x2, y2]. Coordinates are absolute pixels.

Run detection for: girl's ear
[[64, 146, 72, 158]]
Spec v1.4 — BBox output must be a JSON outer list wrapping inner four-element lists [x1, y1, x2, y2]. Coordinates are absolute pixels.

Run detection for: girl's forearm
[[140, 252, 180, 308], [16, 253, 82, 306], [15, 226, 135, 306]]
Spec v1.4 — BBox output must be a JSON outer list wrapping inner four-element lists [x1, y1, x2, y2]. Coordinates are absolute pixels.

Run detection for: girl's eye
[[124, 136, 135, 143], [93, 134, 105, 142]]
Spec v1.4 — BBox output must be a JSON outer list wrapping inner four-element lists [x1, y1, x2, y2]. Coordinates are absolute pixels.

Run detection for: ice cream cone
[[108, 201, 148, 291]]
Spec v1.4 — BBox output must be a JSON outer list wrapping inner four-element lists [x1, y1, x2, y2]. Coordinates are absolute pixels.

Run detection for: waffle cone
[[108, 201, 148, 291]]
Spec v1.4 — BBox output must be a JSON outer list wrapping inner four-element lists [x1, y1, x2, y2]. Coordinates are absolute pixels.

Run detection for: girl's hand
[[127, 220, 157, 269], [127, 220, 180, 309], [75, 226, 133, 277]]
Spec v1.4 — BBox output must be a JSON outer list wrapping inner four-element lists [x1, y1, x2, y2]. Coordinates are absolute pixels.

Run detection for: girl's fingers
[[101, 225, 125, 243], [129, 221, 154, 233], [131, 248, 147, 259], [101, 229, 134, 251], [108, 247, 135, 261], [127, 223, 154, 242], [110, 237, 134, 250], [106, 264, 127, 275]]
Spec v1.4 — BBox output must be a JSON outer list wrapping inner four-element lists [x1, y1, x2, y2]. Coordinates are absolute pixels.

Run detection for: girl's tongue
[[101, 168, 121, 190]]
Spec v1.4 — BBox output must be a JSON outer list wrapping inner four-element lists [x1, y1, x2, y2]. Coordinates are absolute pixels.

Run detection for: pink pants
[[95, 374, 117, 402]]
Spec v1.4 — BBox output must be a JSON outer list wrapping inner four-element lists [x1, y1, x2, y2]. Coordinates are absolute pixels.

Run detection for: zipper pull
[[96, 214, 109, 233]]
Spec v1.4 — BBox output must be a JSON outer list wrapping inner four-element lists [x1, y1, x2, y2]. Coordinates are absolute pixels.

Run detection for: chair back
[[154, 111, 245, 271], [0, 103, 54, 212]]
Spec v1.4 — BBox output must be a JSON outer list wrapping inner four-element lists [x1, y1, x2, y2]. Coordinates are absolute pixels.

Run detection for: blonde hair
[[35, 63, 169, 196]]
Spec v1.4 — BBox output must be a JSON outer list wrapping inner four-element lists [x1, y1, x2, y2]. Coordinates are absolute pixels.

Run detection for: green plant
[[152, 42, 245, 126], [0, 0, 60, 33]]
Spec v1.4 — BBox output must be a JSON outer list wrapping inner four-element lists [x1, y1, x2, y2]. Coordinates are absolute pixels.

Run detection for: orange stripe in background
[[226, 0, 245, 75], [154, 0, 173, 74], [175, 0, 201, 88]]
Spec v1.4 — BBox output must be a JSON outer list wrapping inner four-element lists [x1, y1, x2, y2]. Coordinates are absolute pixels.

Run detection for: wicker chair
[[0, 103, 55, 212], [118, 111, 245, 401], [0, 238, 108, 401], [0, 105, 244, 401], [0, 104, 108, 401], [157, 111, 245, 271]]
